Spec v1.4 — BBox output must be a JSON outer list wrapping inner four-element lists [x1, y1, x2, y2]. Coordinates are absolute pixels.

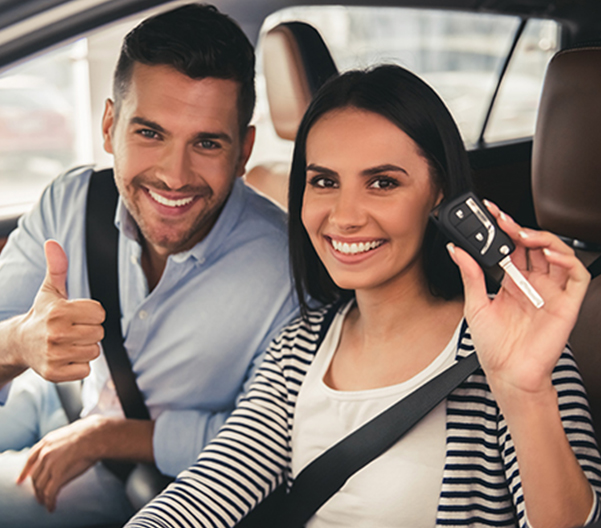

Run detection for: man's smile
[[146, 188, 197, 208]]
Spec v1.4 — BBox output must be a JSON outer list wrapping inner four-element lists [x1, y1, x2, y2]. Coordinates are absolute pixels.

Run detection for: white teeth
[[148, 189, 194, 208], [331, 239, 383, 255]]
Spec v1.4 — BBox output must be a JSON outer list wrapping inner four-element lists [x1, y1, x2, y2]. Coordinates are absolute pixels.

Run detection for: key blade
[[499, 256, 544, 309]]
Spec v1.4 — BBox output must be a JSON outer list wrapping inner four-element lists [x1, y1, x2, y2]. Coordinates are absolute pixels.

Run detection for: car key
[[430, 192, 544, 309]]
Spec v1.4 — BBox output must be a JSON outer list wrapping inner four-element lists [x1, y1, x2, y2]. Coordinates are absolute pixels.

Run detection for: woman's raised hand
[[447, 201, 590, 400]]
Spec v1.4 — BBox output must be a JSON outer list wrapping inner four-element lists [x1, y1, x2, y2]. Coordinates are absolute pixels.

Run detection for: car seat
[[245, 21, 337, 208], [532, 46, 601, 436]]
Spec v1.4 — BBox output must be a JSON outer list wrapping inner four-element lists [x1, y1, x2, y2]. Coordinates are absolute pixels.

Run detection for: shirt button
[[107, 379, 116, 390], [138, 310, 148, 320], [130, 254, 138, 265]]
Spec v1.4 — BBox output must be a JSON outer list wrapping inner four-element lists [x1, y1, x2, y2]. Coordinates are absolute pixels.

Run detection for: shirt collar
[[113, 177, 247, 265]]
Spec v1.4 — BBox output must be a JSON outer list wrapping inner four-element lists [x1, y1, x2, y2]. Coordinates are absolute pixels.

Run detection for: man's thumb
[[43, 240, 69, 299]]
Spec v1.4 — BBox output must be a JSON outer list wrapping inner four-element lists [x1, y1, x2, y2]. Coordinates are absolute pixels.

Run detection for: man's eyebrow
[[130, 117, 166, 134], [192, 131, 233, 144]]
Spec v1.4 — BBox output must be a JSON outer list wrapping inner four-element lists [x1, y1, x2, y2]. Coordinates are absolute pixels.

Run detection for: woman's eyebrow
[[306, 163, 336, 175], [361, 164, 408, 176]]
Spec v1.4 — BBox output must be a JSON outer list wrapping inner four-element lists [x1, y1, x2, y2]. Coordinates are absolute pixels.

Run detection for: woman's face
[[301, 107, 442, 295]]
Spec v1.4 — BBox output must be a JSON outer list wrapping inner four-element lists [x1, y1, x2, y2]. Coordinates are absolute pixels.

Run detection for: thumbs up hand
[[16, 240, 105, 382]]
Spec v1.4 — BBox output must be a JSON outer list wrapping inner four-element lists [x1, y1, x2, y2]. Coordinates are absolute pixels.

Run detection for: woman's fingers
[[542, 247, 590, 301], [483, 201, 529, 270], [446, 242, 490, 317], [482, 199, 589, 303]]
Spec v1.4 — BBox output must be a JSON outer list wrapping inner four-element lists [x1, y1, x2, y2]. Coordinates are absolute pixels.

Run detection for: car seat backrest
[[532, 46, 601, 435], [262, 21, 338, 141], [245, 21, 337, 208]]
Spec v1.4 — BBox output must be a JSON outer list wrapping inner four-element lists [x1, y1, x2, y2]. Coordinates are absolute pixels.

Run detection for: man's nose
[[156, 142, 194, 189]]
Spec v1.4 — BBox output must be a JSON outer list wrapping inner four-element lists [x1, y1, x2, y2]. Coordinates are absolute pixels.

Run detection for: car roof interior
[[0, 0, 600, 71]]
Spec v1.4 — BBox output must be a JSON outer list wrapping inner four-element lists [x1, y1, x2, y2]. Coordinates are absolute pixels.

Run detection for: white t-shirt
[[292, 303, 462, 527]]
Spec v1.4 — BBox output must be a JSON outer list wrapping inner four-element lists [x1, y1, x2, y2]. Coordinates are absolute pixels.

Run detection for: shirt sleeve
[[0, 167, 91, 399], [151, 289, 298, 476], [0, 382, 11, 405], [0, 178, 59, 401], [127, 344, 291, 528], [500, 346, 601, 527]]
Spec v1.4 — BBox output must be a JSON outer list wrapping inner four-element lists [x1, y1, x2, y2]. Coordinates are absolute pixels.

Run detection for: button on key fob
[[431, 192, 544, 308]]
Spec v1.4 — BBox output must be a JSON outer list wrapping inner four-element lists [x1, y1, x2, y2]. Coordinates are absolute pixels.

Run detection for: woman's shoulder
[[267, 301, 346, 358]]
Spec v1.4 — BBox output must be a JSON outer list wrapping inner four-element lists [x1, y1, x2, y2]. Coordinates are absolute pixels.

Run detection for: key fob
[[430, 192, 515, 269]]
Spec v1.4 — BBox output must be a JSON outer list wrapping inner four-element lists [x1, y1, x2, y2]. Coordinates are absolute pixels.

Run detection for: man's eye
[[308, 176, 337, 188], [138, 129, 160, 140], [199, 139, 219, 150], [370, 177, 399, 190]]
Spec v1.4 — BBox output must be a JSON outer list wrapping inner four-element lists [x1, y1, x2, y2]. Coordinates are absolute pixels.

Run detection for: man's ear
[[235, 126, 256, 178], [101, 99, 116, 155]]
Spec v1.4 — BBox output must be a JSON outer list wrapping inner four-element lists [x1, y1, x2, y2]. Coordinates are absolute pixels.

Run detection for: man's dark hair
[[288, 64, 474, 315], [113, 3, 256, 134]]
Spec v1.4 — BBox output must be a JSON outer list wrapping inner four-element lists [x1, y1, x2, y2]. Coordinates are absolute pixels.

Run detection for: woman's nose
[[329, 186, 366, 231]]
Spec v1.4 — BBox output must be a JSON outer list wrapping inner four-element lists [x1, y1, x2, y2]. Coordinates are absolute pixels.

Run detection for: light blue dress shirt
[[0, 166, 298, 476]]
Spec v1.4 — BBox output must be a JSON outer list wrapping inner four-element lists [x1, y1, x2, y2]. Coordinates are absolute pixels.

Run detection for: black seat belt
[[284, 350, 479, 527], [238, 316, 480, 528], [57, 168, 167, 486], [588, 255, 601, 280], [85, 168, 149, 422]]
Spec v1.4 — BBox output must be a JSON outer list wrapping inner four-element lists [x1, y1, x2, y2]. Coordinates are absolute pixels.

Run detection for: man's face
[[102, 63, 254, 259]]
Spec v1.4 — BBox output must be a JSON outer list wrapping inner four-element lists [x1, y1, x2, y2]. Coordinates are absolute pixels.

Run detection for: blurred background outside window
[[0, 6, 560, 219]]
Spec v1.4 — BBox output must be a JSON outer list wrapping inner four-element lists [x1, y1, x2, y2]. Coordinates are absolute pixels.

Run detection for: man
[[0, 4, 297, 526]]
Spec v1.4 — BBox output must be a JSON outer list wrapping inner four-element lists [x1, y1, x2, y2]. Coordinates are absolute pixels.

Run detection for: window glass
[[0, 42, 87, 214], [484, 19, 560, 144], [0, 15, 141, 221], [251, 5, 560, 168]]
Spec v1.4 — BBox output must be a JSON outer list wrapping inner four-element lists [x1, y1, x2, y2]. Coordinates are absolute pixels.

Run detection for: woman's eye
[[308, 176, 337, 189], [370, 177, 399, 190]]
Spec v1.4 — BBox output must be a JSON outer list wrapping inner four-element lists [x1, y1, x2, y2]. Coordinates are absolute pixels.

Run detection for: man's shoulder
[[238, 180, 288, 236], [43, 165, 96, 205]]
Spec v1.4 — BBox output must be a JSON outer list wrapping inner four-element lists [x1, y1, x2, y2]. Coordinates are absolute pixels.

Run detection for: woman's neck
[[325, 279, 464, 391], [351, 273, 453, 339]]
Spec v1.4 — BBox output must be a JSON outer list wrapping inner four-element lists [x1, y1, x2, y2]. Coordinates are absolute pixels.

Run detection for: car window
[[251, 5, 560, 168], [484, 18, 560, 144], [0, 4, 561, 223], [0, 14, 143, 221], [0, 42, 81, 214]]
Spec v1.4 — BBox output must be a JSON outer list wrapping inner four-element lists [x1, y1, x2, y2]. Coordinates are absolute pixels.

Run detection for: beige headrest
[[262, 22, 337, 141], [532, 47, 601, 246]]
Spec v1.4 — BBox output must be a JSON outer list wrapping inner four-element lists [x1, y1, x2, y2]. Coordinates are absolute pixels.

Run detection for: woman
[[126, 65, 601, 528]]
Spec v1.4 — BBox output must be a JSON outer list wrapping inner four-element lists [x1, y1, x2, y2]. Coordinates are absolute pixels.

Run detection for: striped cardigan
[[127, 304, 601, 527]]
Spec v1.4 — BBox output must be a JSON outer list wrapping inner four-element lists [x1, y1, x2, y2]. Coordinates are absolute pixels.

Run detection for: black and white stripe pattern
[[127, 305, 601, 527]]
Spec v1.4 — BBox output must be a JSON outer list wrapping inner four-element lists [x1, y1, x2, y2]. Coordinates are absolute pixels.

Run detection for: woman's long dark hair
[[289, 64, 473, 315]]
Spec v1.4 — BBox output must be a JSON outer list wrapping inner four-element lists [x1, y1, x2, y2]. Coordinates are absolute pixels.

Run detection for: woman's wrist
[[487, 375, 558, 420]]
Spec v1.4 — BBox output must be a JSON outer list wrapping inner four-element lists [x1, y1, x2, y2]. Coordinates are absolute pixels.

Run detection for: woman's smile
[[327, 236, 386, 256]]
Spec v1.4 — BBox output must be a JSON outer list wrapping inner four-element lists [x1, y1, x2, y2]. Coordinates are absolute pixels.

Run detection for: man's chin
[[142, 229, 204, 257]]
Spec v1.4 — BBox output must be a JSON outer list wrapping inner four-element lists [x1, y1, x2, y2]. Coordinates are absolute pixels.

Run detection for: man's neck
[[140, 243, 167, 293]]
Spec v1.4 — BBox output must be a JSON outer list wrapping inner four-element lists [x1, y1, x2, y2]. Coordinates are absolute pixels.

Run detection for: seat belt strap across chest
[[56, 168, 152, 481], [283, 345, 480, 527], [84, 168, 150, 420]]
